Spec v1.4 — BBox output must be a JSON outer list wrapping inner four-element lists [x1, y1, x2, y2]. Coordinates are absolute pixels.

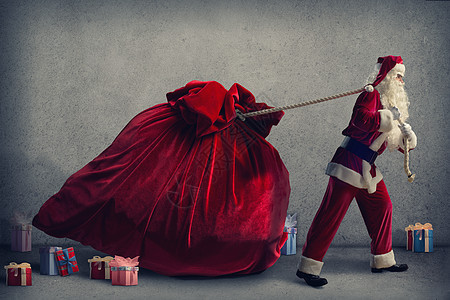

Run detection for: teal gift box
[[413, 223, 433, 253]]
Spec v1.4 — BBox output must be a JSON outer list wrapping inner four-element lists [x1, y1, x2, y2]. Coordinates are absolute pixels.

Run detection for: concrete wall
[[1, 0, 449, 248]]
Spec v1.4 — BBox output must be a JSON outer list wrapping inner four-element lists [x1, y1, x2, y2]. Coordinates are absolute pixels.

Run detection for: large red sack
[[33, 81, 291, 276]]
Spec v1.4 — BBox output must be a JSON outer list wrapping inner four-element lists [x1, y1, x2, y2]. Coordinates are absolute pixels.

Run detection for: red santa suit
[[298, 56, 417, 276]]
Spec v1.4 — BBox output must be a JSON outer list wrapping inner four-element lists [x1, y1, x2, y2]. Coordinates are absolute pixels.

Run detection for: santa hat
[[365, 55, 405, 92]]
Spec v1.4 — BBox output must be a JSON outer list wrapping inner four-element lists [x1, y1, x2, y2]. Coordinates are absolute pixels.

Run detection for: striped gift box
[[55, 247, 79, 276]]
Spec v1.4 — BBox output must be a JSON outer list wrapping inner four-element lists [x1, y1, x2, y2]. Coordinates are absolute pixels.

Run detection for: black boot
[[371, 264, 408, 273], [296, 270, 328, 287]]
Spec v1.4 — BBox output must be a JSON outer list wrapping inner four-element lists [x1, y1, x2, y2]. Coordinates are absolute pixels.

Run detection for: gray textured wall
[[1, 0, 449, 248]]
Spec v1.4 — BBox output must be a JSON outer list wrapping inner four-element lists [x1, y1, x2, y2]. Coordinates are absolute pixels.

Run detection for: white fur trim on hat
[[370, 250, 396, 269], [392, 63, 405, 76], [298, 256, 324, 276], [378, 109, 394, 132]]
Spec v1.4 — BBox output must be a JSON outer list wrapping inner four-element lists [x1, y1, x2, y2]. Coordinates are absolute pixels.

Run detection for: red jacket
[[326, 90, 410, 193]]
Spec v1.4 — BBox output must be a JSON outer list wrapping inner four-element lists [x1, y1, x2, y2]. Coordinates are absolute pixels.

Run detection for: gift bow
[[109, 255, 139, 268], [88, 255, 114, 270], [285, 213, 297, 228], [413, 222, 433, 240], [4, 262, 31, 275], [10, 211, 33, 226], [405, 225, 414, 231]]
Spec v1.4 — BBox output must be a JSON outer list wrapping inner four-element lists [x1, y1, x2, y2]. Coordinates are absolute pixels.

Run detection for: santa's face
[[376, 70, 410, 122], [394, 73, 404, 84]]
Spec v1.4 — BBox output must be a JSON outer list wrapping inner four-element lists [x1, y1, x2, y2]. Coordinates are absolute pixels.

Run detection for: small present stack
[[281, 213, 297, 255], [109, 256, 140, 286], [4, 262, 32, 286], [405, 222, 433, 253]]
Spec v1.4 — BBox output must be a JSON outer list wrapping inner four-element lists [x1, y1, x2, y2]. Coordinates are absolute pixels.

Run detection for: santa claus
[[296, 55, 417, 287]]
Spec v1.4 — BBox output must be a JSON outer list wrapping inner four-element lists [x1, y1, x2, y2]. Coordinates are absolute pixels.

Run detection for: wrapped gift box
[[88, 256, 114, 279], [40, 247, 62, 275], [413, 223, 433, 253], [4, 262, 32, 286], [281, 227, 297, 255], [281, 213, 297, 255], [55, 247, 79, 276], [11, 224, 32, 252], [110, 256, 139, 286], [405, 225, 413, 251]]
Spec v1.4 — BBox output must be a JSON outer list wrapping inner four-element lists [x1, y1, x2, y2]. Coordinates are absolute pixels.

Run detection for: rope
[[238, 84, 415, 183], [403, 138, 415, 182], [398, 119, 416, 183], [242, 87, 366, 118]]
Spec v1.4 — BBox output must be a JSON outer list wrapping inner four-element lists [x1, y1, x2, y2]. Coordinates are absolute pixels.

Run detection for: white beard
[[376, 75, 410, 151]]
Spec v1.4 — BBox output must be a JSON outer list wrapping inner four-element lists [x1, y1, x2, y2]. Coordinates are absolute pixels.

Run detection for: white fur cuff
[[298, 256, 324, 276], [370, 250, 396, 269], [378, 109, 394, 132]]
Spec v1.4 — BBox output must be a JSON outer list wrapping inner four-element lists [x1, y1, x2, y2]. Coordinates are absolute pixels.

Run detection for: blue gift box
[[413, 223, 433, 253], [40, 247, 62, 275], [281, 227, 297, 255]]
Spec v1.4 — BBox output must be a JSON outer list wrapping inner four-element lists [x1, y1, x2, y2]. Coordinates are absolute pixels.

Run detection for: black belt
[[340, 136, 378, 165]]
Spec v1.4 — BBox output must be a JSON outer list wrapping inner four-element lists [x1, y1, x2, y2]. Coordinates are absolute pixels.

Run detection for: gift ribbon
[[284, 227, 297, 234], [11, 224, 33, 231], [111, 266, 139, 271], [4, 262, 31, 286], [423, 223, 433, 252]]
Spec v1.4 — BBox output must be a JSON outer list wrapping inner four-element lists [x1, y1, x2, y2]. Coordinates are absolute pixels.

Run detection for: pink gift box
[[109, 256, 139, 286], [11, 224, 32, 252]]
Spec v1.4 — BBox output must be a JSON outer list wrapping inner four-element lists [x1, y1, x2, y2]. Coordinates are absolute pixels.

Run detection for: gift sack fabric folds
[[33, 81, 291, 276]]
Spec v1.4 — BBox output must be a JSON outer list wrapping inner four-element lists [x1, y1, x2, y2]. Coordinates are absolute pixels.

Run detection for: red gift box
[[405, 225, 413, 251], [55, 247, 79, 276], [4, 262, 32, 286], [88, 256, 114, 279]]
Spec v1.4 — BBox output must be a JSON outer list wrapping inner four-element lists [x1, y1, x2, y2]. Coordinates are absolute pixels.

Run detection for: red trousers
[[302, 176, 393, 261]]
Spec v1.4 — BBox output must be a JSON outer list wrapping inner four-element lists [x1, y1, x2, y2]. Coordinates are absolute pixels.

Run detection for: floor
[[1, 245, 449, 300]]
